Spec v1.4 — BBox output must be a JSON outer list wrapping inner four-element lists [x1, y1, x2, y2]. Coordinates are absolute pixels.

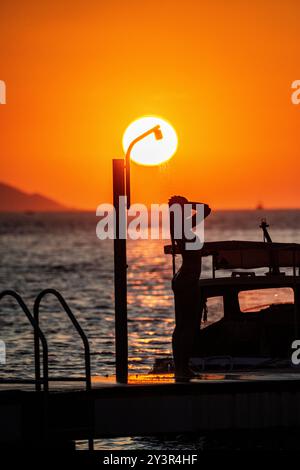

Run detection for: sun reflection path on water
[[91, 373, 228, 385], [126, 239, 175, 372]]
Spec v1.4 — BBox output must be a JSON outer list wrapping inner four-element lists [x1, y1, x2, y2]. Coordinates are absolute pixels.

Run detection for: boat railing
[[198, 355, 234, 371], [164, 242, 300, 280]]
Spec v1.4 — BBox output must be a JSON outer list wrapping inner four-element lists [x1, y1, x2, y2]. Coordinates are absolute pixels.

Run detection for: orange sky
[[0, 0, 300, 209]]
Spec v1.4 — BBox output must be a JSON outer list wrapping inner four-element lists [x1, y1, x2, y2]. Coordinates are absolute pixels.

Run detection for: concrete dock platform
[[1, 371, 300, 446]]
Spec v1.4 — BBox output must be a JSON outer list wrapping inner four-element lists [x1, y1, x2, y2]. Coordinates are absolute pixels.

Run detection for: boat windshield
[[238, 287, 294, 313]]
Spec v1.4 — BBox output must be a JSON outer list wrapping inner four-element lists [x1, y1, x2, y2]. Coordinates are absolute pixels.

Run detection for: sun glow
[[122, 116, 178, 166]]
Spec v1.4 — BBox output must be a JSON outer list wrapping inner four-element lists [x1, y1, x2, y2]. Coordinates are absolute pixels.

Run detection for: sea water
[[1, 209, 299, 449]]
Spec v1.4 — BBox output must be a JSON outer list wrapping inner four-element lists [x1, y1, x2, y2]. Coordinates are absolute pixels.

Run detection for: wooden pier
[[2, 372, 300, 447]]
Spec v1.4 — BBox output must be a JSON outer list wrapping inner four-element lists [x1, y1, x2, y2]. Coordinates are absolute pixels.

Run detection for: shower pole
[[112, 125, 163, 384], [113, 158, 128, 384]]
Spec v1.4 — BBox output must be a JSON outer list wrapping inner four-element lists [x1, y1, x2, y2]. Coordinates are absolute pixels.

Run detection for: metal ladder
[[0, 289, 91, 391], [0, 289, 93, 449], [33, 288, 91, 392]]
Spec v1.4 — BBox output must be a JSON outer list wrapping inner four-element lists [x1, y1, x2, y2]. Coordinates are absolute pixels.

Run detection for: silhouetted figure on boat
[[169, 195, 211, 380]]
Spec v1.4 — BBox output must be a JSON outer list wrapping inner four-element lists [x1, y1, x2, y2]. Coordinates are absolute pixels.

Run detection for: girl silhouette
[[169, 195, 211, 380]]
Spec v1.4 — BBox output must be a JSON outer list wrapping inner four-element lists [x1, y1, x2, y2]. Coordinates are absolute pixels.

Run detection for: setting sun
[[122, 116, 178, 166]]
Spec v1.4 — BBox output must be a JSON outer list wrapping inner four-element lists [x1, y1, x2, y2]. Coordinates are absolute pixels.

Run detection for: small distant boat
[[161, 222, 300, 374], [256, 202, 264, 210]]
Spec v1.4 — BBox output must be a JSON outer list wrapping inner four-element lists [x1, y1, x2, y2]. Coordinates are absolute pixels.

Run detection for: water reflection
[[1, 210, 300, 380], [2, 211, 300, 449]]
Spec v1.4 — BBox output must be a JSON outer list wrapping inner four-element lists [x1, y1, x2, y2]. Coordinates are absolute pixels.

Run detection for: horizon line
[[1, 206, 300, 214]]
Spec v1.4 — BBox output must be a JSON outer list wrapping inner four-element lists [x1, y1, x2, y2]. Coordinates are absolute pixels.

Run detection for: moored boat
[[158, 222, 300, 374]]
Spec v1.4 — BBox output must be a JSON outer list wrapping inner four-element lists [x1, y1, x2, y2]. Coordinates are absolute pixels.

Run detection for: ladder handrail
[[0, 290, 49, 392], [33, 288, 91, 391]]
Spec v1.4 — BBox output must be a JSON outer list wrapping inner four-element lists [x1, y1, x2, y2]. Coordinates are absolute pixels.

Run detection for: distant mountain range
[[0, 182, 70, 212]]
